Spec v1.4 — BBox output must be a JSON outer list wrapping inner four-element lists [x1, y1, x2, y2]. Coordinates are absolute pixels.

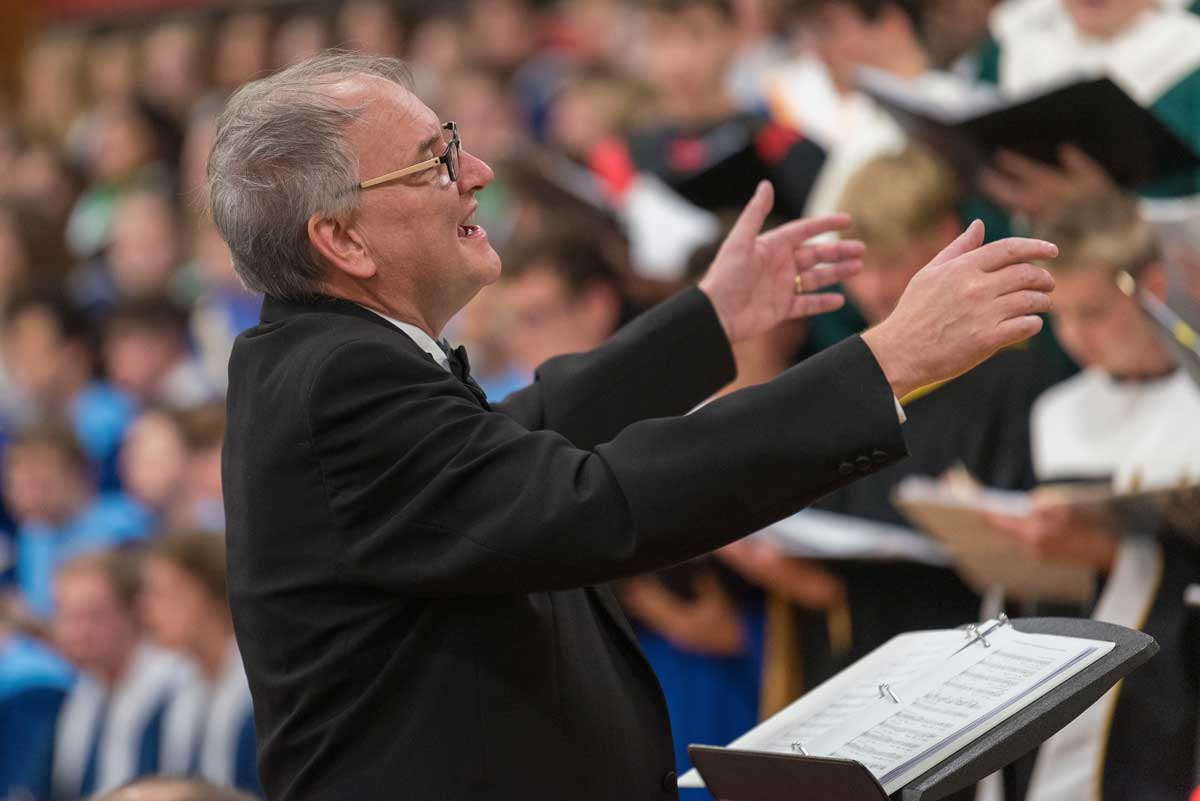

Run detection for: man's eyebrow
[[412, 132, 441, 158]]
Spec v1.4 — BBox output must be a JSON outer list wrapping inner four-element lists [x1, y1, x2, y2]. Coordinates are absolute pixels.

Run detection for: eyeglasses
[[359, 121, 460, 190]]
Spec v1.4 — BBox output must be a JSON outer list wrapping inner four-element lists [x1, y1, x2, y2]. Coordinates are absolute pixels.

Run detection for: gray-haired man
[[215, 52, 1056, 800]]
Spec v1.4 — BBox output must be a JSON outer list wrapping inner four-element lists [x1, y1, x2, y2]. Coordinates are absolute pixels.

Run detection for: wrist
[[697, 280, 736, 344], [861, 324, 921, 400]]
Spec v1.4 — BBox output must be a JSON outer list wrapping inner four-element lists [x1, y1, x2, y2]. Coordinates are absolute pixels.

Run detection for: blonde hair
[[838, 145, 961, 259], [1032, 192, 1160, 276]]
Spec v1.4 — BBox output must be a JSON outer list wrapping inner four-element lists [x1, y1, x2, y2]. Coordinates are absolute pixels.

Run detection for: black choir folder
[[685, 617, 1156, 801], [856, 68, 1200, 190]]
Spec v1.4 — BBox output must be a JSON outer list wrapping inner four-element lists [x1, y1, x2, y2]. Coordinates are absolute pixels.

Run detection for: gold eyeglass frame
[[359, 121, 459, 190]]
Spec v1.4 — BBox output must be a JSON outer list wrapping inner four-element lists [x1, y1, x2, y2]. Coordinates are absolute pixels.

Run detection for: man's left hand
[[699, 181, 865, 344]]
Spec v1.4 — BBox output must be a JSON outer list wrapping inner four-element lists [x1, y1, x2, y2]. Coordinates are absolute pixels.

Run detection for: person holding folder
[[212, 51, 1058, 801], [990, 192, 1200, 801], [975, 0, 1200, 216]]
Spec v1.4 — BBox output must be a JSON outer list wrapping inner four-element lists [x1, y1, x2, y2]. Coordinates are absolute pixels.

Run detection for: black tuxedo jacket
[[223, 287, 906, 801]]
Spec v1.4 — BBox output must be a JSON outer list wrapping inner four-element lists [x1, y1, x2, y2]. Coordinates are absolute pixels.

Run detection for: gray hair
[[206, 51, 413, 300]]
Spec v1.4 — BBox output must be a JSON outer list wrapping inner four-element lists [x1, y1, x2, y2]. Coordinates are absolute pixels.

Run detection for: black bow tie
[[442, 342, 490, 408]]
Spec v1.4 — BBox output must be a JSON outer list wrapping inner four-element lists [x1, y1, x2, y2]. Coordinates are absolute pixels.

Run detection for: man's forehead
[[328, 74, 441, 158]]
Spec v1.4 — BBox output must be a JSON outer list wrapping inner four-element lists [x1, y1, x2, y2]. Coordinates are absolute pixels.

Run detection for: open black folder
[[856, 68, 1200, 190], [687, 617, 1156, 801]]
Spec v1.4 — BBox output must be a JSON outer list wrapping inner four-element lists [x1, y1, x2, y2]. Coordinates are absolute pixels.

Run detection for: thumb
[[929, 219, 985, 267], [728, 181, 775, 244]]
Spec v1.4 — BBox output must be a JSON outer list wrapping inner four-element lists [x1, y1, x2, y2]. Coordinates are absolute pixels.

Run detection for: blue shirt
[[0, 634, 74, 801], [69, 382, 137, 492], [16, 494, 152, 617]]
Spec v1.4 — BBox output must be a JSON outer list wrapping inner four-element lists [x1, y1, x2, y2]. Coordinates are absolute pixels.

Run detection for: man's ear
[[308, 212, 376, 280], [581, 281, 622, 336], [1140, 260, 1168, 301]]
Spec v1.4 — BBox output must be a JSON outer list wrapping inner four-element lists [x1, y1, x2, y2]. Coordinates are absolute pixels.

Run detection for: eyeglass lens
[[444, 123, 460, 183]]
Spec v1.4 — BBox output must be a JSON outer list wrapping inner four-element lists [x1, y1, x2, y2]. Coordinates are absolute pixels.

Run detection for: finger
[[995, 148, 1062, 183], [992, 314, 1045, 348], [979, 169, 1039, 214], [762, 212, 852, 248], [1058, 144, 1110, 183], [788, 291, 846, 319], [794, 240, 865, 271], [994, 289, 1053, 321], [928, 219, 984, 267], [727, 180, 776, 245], [969, 237, 1059, 272], [988, 262, 1056, 296], [795, 259, 863, 293]]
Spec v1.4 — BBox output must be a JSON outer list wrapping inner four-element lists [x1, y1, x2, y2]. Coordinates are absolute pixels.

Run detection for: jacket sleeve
[[493, 287, 737, 449], [307, 330, 907, 597]]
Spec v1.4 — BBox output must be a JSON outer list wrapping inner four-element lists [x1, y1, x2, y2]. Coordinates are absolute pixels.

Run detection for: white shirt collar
[[358, 305, 451, 372]]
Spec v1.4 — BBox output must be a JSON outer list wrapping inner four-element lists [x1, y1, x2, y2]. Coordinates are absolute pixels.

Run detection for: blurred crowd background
[[1, 0, 1198, 800]]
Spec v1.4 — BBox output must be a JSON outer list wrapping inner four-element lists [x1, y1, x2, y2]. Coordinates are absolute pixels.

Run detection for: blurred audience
[[51, 550, 187, 798], [0, 610, 74, 801], [142, 532, 259, 795], [3, 294, 136, 487], [4, 424, 149, 618]]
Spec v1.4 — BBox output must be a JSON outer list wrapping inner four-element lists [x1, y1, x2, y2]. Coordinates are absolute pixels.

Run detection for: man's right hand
[[861, 220, 1057, 399]]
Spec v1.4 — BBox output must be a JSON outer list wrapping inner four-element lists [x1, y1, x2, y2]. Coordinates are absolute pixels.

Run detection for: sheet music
[[679, 625, 1113, 791], [677, 630, 962, 788], [746, 631, 961, 749], [758, 509, 950, 566], [810, 629, 1113, 793]]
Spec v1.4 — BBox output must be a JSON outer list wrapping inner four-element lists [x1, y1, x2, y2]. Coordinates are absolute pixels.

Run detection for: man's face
[[641, 6, 736, 112], [498, 268, 618, 371], [1063, 0, 1150, 39], [1050, 268, 1167, 375], [3, 308, 67, 403], [54, 569, 138, 680], [809, 3, 884, 91], [104, 328, 178, 401], [3, 444, 83, 524], [844, 227, 947, 325], [141, 557, 214, 651], [119, 413, 187, 509], [347, 78, 501, 317]]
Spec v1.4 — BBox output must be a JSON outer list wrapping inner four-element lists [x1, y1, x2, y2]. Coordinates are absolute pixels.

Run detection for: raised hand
[[861, 220, 1058, 399], [699, 181, 865, 344]]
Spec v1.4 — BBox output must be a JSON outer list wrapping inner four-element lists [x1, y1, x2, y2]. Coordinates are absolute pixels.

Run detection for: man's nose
[[458, 149, 494, 194]]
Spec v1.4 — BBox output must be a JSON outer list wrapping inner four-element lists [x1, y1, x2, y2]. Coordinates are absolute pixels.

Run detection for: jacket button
[[661, 770, 677, 792], [837, 461, 855, 476], [872, 449, 889, 464], [855, 456, 872, 472]]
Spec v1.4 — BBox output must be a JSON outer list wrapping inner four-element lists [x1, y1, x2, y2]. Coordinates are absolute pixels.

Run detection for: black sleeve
[[493, 288, 736, 449], [307, 331, 907, 597]]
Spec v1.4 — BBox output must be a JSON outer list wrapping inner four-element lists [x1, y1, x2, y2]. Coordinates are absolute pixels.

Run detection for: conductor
[[214, 52, 1057, 801]]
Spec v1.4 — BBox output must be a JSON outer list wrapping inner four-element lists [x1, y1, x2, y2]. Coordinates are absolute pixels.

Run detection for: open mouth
[[458, 208, 486, 239]]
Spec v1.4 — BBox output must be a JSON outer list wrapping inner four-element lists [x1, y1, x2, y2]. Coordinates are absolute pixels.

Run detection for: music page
[[809, 628, 1113, 793]]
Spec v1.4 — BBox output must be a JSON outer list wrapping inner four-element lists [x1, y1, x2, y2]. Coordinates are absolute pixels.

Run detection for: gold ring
[[794, 274, 805, 295]]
